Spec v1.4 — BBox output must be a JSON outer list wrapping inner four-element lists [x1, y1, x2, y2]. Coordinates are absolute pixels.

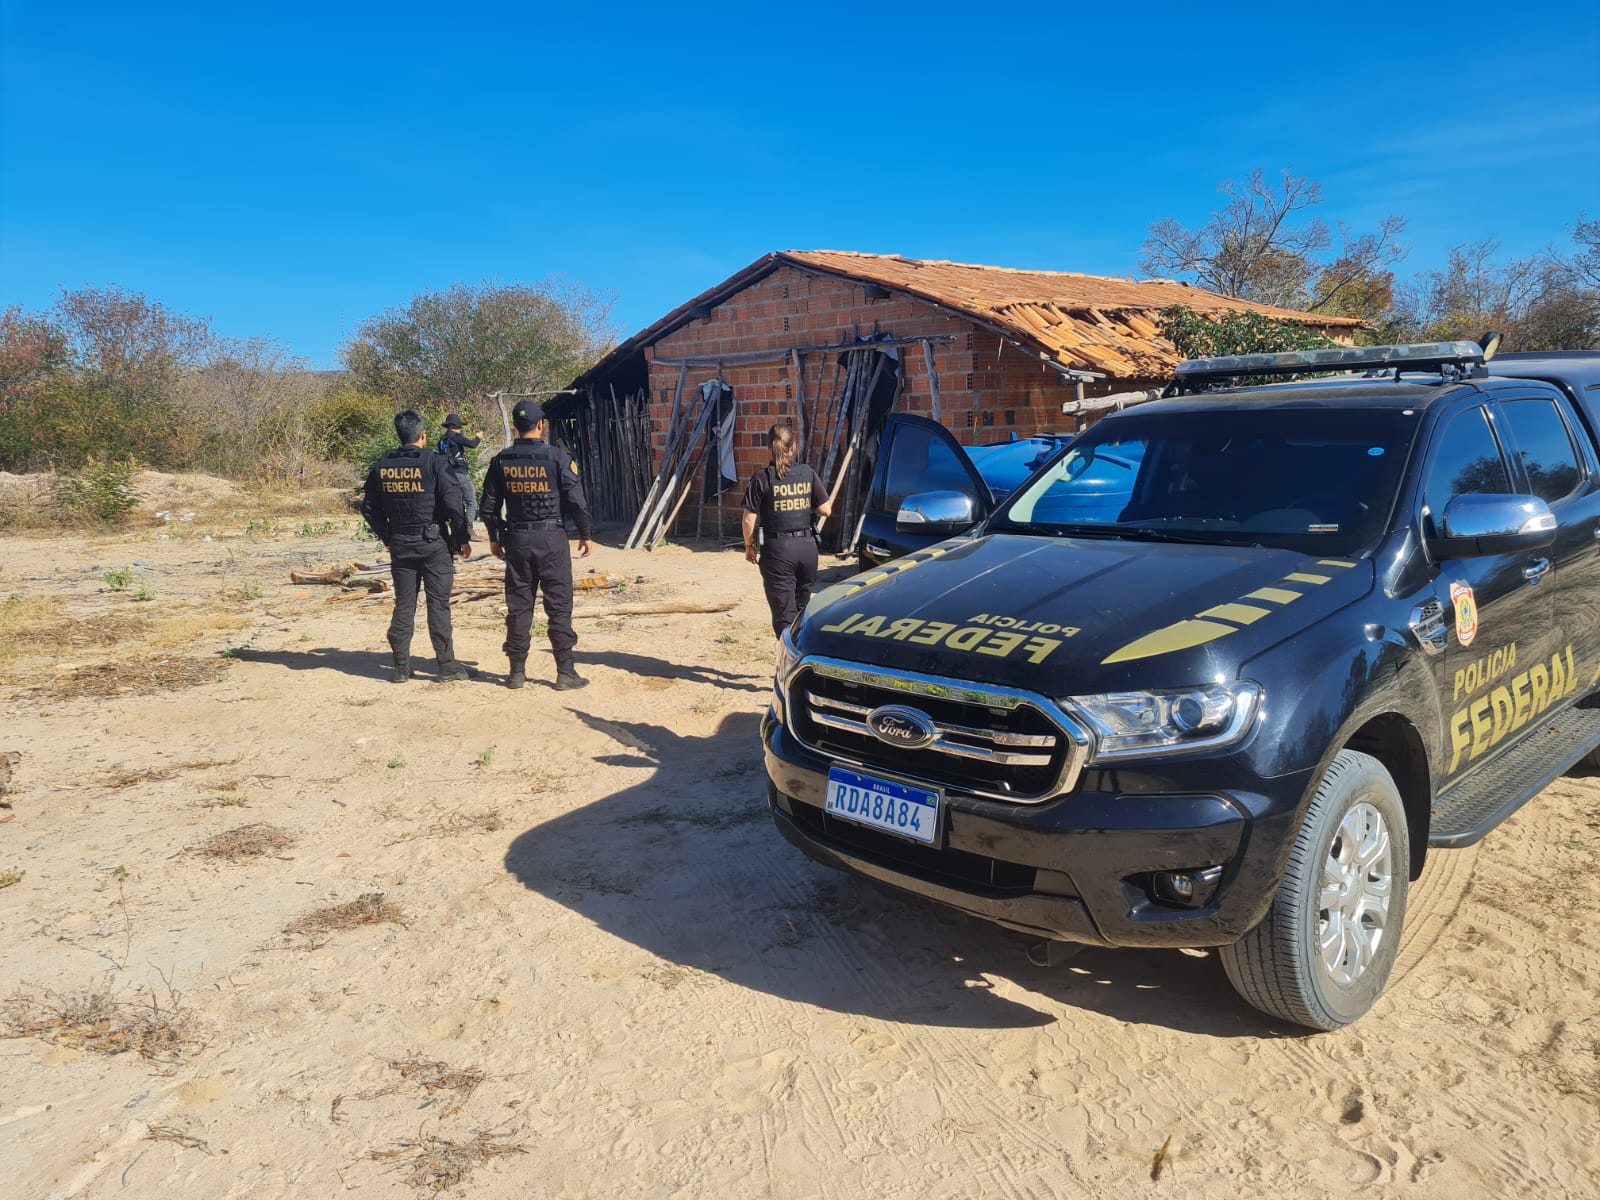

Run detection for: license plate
[[824, 767, 939, 845]]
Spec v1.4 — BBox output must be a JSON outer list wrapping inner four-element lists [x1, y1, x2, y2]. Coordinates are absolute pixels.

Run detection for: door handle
[[1523, 557, 1551, 583], [864, 543, 892, 560]]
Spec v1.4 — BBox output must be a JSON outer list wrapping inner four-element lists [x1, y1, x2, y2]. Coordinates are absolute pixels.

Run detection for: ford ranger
[[763, 341, 1600, 1030]]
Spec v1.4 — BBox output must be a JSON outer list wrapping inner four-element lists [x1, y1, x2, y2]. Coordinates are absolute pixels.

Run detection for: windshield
[[995, 406, 1422, 554], [965, 436, 1073, 498]]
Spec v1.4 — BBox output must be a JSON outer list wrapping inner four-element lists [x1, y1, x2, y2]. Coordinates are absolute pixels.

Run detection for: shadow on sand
[[232, 646, 479, 683], [504, 707, 1281, 1036]]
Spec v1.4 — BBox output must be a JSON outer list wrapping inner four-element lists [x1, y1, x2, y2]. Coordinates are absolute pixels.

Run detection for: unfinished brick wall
[[641, 265, 1144, 534]]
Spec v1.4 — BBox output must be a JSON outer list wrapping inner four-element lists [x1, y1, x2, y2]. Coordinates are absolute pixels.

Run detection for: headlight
[[772, 632, 801, 722], [1068, 681, 1262, 762]]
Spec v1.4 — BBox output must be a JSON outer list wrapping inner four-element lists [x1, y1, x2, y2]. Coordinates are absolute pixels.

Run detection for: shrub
[[53, 457, 139, 525]]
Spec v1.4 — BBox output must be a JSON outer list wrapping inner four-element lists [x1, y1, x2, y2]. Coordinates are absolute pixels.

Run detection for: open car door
[[856, 414, 993, 568]]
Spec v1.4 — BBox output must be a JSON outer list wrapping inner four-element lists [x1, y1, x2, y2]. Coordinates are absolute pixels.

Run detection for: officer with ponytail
[[742, 424, 831, 638]]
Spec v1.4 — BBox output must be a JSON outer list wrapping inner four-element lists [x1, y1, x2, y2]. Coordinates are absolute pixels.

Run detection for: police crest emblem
[[1450, 581, 1478, 647]]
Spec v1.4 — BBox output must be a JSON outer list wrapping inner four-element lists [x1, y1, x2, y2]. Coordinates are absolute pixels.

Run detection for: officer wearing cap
[[437, 414, 483, 528], [360, 409, 474, 683], [479, 400, 594, 690]]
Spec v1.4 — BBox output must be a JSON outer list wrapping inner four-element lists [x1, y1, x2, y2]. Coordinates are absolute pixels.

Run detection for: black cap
[[443, 413, 464, 428], [511, 400, 544, 432]]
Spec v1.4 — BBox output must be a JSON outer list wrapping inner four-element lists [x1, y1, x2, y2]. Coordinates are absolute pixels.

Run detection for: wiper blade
[[993, 521, 1127, 539], [1113, 526, 1256, 545]]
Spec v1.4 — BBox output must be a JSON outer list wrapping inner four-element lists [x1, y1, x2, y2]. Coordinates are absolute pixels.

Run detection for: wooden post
[[625, 365, 689, 549], [790, 348, 809, 462], [922, 339, 942, 422], [634, 387, 717, 548]]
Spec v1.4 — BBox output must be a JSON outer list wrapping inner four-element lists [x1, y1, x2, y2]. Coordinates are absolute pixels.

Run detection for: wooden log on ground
[[573, 601, 734, 618], [290, 568, 351, 585]]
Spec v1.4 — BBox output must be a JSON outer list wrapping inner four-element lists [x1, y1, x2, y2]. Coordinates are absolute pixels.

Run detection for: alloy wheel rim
[[1316, 801, 1393, 989]]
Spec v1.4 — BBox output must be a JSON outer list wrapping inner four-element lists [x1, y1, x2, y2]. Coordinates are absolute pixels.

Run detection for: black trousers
[[503, 528, 576, 664], [388, 533, 455, 662], [759, 534, 818, 637], [449, 467, 477, 525]]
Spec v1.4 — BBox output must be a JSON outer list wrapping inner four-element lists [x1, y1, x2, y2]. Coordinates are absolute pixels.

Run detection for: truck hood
[[797, 534, 1375, 694]]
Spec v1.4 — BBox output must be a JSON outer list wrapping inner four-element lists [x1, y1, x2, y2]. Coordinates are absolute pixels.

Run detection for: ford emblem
[[865, 705, 937, 750]]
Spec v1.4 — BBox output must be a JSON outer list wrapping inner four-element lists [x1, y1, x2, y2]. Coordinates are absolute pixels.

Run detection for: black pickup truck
[[763, 342, 1600, 1030]]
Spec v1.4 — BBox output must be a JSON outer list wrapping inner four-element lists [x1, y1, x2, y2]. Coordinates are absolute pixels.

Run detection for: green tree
[[1158, 305, 1338, 361], [1141, 169, 1405, 319], [341, 280, 617, 434]]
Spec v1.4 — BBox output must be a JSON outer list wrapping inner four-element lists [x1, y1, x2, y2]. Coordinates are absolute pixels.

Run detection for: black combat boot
[[507, 659, 527, 690], [554, 659, 588, 691], [437, 660, 473, 683], [392, 654, 411, 684]]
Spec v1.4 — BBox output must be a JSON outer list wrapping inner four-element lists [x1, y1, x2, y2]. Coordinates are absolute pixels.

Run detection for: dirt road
[[2, 478, 1597, 1198]]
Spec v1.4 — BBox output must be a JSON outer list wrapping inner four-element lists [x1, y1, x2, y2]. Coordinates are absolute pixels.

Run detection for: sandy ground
[[1, 476, 1598, 1199]]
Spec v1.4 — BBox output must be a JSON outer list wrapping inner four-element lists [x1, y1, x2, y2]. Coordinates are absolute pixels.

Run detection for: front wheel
[[1220, 750, 1409, 1031]]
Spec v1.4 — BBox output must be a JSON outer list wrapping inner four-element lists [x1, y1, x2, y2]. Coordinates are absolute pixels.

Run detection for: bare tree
[[1392, 237, 1600, 351], [1141, 169, 1405, 317]]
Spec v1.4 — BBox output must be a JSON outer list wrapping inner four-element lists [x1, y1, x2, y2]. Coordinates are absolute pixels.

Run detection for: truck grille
[[787, 658, 1087, 802]]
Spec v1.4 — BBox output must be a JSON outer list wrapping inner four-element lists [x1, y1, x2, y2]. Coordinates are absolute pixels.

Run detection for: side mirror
[[1430, 494, 1556, 559], [897, 490, 979, 536]]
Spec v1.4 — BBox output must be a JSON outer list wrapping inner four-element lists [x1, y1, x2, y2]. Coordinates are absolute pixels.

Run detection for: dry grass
[[145, 1124, 211, 1154], [0, 597, 247, 692], [427, 808, 505, 837], [144, 611, 251, 649], [0, 596, 66, 663], [389, 1055, 487, 1111], [103, 758, 235, 789], [368, 1131, 526, 1192], [285, 892, 403, 938], [37, 654, 229, 700], [189, 823, 294, 861], [3, 987, 202, 1061], [0, 869, 22, 888]]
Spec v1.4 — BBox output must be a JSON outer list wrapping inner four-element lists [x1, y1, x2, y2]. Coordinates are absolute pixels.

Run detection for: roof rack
[[1170, 341, 1487, 393]]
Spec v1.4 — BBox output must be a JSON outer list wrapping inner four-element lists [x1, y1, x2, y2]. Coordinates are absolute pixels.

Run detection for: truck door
[[1421, 403, 1557, 781], [1492, 387, 1600, 695], [857, 414, 993, 568]]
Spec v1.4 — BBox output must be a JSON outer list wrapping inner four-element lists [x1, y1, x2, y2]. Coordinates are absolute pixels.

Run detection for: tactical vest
[[374, 447, 439, 528], [497, 441, 561, 523], [762, 465, 814, 535]]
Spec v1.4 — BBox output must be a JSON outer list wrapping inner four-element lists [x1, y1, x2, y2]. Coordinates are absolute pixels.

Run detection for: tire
[[1220, 750, 1410, 1031], [1579, 746, 1600, 771]]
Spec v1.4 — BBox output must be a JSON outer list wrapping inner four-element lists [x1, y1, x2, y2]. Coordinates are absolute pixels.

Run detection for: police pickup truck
[[764, 341, 1600, 1030]]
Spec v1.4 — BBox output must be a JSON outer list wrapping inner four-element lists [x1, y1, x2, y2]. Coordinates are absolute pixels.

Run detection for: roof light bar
[[1173, 341, 1486, 389]]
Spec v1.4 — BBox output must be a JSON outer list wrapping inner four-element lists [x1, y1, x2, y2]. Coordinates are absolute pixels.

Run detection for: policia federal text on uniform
[[479, 400, 594, 690], [360, 409, 474, 683]]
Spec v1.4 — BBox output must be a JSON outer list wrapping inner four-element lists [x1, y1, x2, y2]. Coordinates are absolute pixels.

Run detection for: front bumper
[[764, 710, 1305, 948]]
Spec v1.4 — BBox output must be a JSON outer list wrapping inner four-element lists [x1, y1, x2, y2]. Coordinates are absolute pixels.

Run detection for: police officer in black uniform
[[437, 414, 482, 527], [360, 409, 474, 683], [743, 423, 831, 637], [479, 401, 594, 690]]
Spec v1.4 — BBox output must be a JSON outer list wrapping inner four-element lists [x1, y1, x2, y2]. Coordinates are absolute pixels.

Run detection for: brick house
[[550, 251, 1360, 544]]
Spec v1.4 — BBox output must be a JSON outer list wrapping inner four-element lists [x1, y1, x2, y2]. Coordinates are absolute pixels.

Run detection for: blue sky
[[3, 1, 1597, 368]]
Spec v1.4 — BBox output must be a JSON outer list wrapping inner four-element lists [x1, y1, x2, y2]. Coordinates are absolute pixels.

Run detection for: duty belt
[[768, 528, 815, 538], [507, 519, 563, 531], [391, 523, 439, 537]]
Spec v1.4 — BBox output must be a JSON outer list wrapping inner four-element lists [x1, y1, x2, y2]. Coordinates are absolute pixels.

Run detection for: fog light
[[1151, 866, 1224, 908]]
